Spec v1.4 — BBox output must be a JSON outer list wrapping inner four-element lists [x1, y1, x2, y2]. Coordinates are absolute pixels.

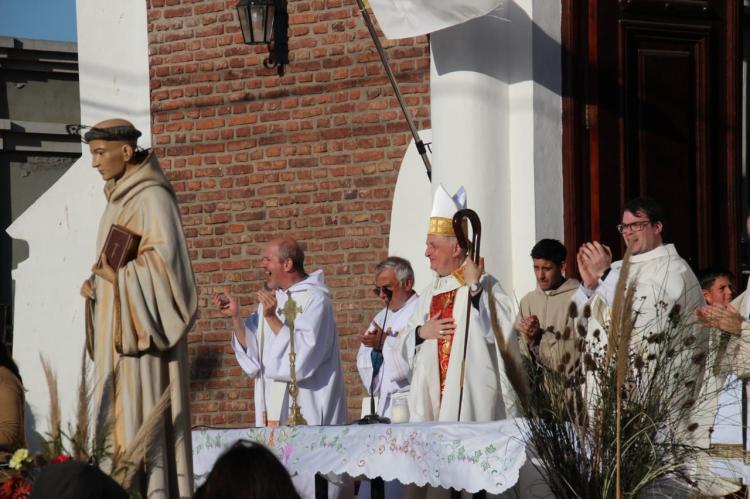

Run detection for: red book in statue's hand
[[101, 224, 141, 270]]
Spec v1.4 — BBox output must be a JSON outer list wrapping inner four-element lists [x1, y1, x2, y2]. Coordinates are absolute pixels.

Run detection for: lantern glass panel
[[237, 0, 274, 44], [237, 4, 253, 43], [263, 5, 275, 42]]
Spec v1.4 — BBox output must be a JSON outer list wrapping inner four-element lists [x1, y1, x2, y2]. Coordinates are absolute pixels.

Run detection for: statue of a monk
[[79, 119, 197, 498]]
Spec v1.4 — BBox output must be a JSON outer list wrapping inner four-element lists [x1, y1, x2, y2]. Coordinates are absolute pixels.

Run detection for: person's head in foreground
[[194, 440, 301, 499], [28, 460, 129, 499]]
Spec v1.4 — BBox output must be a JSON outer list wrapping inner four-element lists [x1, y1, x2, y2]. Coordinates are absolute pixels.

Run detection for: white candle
[[390, 399, 409, 423]]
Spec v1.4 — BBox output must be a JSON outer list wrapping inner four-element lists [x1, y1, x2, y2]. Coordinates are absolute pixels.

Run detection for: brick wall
[[146, 0, 430, 425]]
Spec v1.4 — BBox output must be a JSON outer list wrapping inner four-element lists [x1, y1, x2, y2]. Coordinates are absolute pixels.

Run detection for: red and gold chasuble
[[430, 289, 458, 397]]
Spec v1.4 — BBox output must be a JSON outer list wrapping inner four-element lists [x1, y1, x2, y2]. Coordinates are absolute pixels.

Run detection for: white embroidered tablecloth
[[192, 419, 527, 494]]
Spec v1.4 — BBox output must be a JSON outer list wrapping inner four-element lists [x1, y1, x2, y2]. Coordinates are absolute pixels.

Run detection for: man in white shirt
[[357, 256, 419, 418], [356, 257, 419, 499]]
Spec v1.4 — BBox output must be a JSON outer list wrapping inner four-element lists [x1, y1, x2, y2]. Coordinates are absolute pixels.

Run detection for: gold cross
[[278, 290, 306, 426], [278, 291, 301, 326]]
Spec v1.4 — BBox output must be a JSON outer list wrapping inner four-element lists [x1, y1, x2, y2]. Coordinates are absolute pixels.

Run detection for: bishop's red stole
[[429, 289, 457, 398]]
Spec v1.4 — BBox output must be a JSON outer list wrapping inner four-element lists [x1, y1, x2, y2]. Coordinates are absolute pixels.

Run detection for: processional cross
[[279, 291, 307, 426]]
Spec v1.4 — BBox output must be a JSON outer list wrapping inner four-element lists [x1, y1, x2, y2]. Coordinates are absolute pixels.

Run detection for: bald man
[[214, 237, 350, 498], [79, 119, 197, 498]]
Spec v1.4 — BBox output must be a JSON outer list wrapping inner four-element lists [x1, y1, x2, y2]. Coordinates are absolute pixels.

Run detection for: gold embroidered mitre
[[427, 184, 467, 236]]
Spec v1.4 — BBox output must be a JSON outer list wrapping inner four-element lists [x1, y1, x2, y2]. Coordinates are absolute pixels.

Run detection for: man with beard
[[575, 198, 725, 494]]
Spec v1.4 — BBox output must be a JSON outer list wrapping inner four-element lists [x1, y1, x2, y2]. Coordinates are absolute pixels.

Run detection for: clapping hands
[[577, 242, 612, 288], [361, 322, 390, 350]]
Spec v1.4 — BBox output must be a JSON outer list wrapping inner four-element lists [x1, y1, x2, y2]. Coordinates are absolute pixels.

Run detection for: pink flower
[[280, 444, 293, 465]]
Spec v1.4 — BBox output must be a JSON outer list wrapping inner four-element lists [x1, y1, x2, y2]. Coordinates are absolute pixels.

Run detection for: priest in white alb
[[574, 198, 738, 494], [356, 256, 418, 499], [401, 185, 521, 425], [214, 236, 351, 499], [357, 256, 419, 421], [574, 197, 707, 418]]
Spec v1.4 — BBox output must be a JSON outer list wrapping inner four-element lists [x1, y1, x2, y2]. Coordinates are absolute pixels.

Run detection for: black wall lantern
[[236, 0, 289, 76]]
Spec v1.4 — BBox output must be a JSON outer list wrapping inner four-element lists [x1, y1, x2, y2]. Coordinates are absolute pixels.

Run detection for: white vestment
[[231, 270, 351, 499], [232, 270, 347, 426], [574, 244, 708, 443], [573, 244, 703, 323], [402, 272, 520, 423], [356, 294, 419, 417]]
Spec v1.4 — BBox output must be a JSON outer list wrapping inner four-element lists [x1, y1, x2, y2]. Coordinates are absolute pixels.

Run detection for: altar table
[[192, 419, 528, 496]]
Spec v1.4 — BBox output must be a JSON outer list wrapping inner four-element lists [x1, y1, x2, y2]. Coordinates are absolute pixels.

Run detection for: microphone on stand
[[357, 288, 392, 425]]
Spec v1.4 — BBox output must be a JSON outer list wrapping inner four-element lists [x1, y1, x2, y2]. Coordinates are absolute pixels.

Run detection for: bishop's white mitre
[[428, 184, 467, 237]]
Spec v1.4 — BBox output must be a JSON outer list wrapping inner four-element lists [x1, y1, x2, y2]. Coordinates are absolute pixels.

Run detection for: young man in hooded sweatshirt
[[516, 239, 579, 371]]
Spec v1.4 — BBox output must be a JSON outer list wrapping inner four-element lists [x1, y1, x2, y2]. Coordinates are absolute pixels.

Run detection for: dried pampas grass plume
[[113, 382, 172, 490], [488, 293, 529, 409], [39, 355, 62, 456], [72, 349, 91, 461], [610, 249, 636, 499]]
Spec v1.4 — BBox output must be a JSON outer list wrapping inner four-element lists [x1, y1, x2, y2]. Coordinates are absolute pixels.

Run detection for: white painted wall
[[8, 0, 152, 441], [509, 0, 564, 298], [430, 5, 512, 294], [388, 130, 433, 292], [530, 0, 563, 244], [413, 0, 562, 303]]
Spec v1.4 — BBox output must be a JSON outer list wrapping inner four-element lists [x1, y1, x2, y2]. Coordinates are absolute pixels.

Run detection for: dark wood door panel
[[621, 0, 716, 18], [562, 0, 740, 278], [621, 21, 712, 268]]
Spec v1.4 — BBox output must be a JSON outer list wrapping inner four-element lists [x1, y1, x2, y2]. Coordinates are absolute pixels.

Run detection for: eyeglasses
[[372, 286, 393, 297], [616, 220, 651, 234]]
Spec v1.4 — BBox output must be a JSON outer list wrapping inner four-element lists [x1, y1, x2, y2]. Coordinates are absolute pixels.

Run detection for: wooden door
[[562, 0, 742, 276]]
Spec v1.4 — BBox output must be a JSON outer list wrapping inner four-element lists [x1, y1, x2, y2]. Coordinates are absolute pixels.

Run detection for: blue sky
[[0, 0, 77, 42]]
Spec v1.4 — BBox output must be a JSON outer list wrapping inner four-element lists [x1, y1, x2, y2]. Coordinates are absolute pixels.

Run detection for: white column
[[427, 0, 562, 300], [509, 0, 564, 297], [430, 2, 518, 294], [529, 0, 563, 243]]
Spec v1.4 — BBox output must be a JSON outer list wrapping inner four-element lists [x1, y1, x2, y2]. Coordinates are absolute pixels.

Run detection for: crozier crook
[[452, 208, 481, 421]]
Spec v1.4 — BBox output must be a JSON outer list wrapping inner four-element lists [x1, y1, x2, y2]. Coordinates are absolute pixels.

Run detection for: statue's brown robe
[[87, 152, 197, 499]]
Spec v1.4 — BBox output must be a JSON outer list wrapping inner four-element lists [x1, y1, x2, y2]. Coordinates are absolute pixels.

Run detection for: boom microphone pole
[[358, 287, 392, 425], [354, 0, 432, 181]]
